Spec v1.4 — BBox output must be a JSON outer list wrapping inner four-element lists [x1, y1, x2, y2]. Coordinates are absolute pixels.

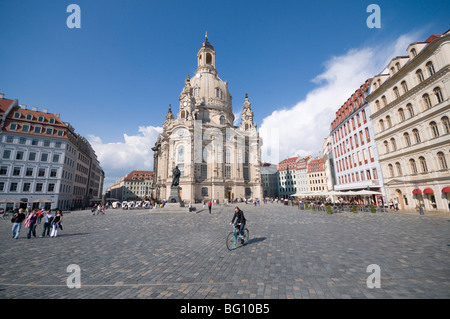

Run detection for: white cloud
[[88, 125, 163, 189], [259, 31, 422, 164]]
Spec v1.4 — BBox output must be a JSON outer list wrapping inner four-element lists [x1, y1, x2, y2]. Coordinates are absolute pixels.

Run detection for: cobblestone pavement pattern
[[1, 204, 449, 299]]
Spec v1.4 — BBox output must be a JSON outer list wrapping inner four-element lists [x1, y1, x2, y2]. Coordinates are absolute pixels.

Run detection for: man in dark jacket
[[230, 207, 246, 240], [11, 208, 26, 239]]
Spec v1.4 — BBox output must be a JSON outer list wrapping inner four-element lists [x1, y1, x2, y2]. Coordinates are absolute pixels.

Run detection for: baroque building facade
[[366, 30, 450, 212], [152, 36, 263, 203]]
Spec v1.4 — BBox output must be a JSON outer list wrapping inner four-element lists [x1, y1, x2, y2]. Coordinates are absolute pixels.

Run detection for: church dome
[[189, 72, 232, 110], [185, 34, 233, 112]]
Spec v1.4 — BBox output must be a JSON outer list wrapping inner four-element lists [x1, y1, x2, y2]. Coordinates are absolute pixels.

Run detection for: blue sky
[[1, 0, 449, 189]]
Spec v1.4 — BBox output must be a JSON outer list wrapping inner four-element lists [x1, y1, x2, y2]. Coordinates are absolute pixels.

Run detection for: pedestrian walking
[[393, 198, 399, 211], [40, 210, 54, 237], [25, 209, 39, 239], [11, 208, 26, 239], [208, 200, 212, 214], [50, 210, 63, 238]]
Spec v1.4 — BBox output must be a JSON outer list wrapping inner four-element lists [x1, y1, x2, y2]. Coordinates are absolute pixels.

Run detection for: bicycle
[[226, 224, 249, 251]]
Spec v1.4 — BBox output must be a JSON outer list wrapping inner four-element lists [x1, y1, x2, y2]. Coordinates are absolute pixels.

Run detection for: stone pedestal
[[167, 186, 181, 203]]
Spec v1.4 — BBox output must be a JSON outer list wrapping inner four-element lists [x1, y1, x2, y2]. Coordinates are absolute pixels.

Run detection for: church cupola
[[197, 32, 216, 75], [241, 93, 255, 131]]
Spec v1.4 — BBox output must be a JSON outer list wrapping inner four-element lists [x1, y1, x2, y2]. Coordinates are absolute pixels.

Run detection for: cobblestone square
[[1, 204, 449, 299]]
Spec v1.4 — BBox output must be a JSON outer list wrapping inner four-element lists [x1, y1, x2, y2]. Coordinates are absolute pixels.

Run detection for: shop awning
[[423, 188, 434, 194], [412, 189, 422, 194], [442, 187, 450, 193]]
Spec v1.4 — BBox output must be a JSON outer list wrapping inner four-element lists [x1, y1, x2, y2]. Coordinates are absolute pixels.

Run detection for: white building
[[0, 94, 104, 210], [366, 30, 450, 213], [330, 79, 386, 205]]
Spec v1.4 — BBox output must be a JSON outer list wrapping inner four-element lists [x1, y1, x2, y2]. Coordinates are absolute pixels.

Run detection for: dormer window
[[26, 114, 33, 120], [14, 112, 21, 119], [411, 48, 417, 57], [38, 116, 44, 122], [49, 118, 55, 124]]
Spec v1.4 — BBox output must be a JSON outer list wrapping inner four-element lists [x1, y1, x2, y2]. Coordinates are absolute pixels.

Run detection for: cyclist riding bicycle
[[230, 206, 246, 243]]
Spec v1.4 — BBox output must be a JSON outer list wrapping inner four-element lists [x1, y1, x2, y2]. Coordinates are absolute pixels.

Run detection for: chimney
[[19, 104, 27, 110], [31, 106, 38, 111], [55, 113, 60, 118], [43, 108, 48, 114], [0, 93, 4, 99]]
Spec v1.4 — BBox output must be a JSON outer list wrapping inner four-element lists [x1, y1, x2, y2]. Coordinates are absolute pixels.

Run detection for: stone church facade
[[152, 35, 263, 203]]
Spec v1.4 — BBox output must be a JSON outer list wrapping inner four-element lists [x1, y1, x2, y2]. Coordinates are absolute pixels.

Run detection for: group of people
[[389, 198, 399, 211], [11, 208, 63, 239]]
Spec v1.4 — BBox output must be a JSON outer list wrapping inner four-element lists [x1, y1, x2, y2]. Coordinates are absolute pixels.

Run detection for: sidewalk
[[383, 208, 450, 218]]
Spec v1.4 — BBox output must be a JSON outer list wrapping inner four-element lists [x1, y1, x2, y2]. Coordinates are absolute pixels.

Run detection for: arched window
[[430, 121, 439, 138], [393, 87, 400, 99], [416, 69, 424, 83], [206, 53, 212, 65], [375, 100, 380, 111], [180, 110, 186, 119], [401, 81, 408, 94], [441, 116, 450, 134], [409, 159, 418, 174], [390, 67, 395, 75], [433, 87, 444, 104], [398, 108, 405, 122], [177, 145, 184, 163], [412, 129, 421, 144], [403, 132, 411, 147], [381, 95, 388, 107], [419, 156, 428, 173], [383, 141, 389, 153], [194, 87, 199, 97], [388, 164, 394, 177], [406, 103, 414, 118], [437, 152, 448, 170], [390, 138, 397, 151], [395, 62, 401, 71], [426, 61, 435, 76], [386, 115, 392, 128], [379, 119, 385, 132], [395, 162, 403, 176], [410, 48, 417, 57], [422, 94, 432, 109], [219, 115, 225, 125]]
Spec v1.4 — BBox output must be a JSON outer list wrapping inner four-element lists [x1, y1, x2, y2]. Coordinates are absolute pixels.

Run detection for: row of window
[[338, 168, 378, 185], [0, 166, 58, 178], [386, 152, 448, 177], [0, 181, 56, 193], [334, 128, 372, 159], [382, 117, 450, 154], [2, 149, 62, 163], [332, 109, 367, 144], [4, 136, 65, 148], [8, 122, 64, 137], [12, 111, 58, 124], [336, 147, 375, 173], [373, 60, 436, 98], [377, 87, 445, 133]]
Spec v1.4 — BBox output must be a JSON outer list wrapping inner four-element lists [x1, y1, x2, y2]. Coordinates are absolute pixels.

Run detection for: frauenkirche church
[[152, 34, 263, 203]]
